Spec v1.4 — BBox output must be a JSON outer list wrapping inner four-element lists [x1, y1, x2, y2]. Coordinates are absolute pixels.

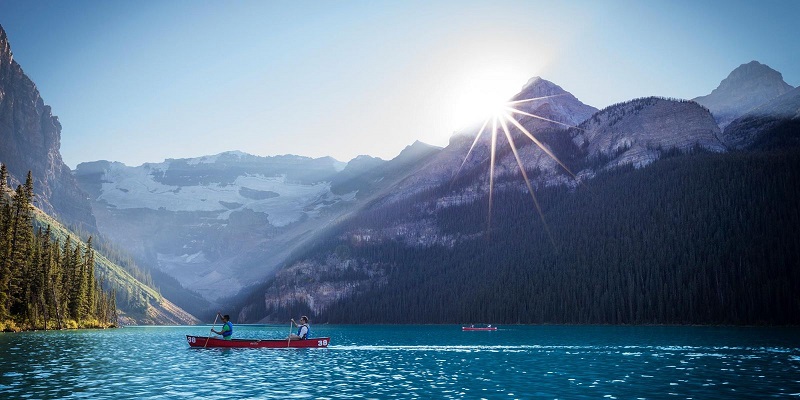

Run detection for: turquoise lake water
[[1, 325, 799, 399]]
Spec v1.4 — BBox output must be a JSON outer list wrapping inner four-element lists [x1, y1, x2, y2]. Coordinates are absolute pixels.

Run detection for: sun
[[449, 66, 529, 131], [449, 69, 584, 244]]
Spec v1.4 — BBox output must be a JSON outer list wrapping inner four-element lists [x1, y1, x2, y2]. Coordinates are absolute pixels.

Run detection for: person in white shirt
[[288, 316, 310, 340]]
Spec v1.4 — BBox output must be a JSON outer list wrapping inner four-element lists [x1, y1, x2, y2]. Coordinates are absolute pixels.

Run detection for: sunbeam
[[499, 113, 556, 247], [505, 106, 583, 132], [505, 93, 568, 106], [488, 117, 498, 231], [452, 92, 584, 242], [451, 118, 490, 188], [502, 110, 577, 179]]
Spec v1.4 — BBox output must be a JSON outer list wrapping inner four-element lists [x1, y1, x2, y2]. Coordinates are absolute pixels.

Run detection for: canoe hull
[[462, 327, 497, 331], [187, 335, 330, 348]]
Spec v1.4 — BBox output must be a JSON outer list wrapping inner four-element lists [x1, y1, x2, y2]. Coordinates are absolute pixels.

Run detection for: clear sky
[[1, 0, 798, 168]]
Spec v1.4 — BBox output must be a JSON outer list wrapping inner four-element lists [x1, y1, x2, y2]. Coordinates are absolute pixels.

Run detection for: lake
[[1, 325, 799, 399]]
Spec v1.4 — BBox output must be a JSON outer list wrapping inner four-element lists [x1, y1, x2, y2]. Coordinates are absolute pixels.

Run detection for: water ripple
[[0, 325, 799, 399]]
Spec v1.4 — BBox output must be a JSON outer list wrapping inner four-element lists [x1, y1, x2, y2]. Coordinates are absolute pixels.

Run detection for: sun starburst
[[453, 93, 584, 244]]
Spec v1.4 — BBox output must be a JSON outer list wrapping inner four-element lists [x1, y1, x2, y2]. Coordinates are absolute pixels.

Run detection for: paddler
[[288, 316, 310, 340], [211, 313, 234, 340]]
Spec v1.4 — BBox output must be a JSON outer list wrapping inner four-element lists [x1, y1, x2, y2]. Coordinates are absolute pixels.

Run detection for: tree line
[[0, 165, 117, 331], [275, 147, 800, 325]]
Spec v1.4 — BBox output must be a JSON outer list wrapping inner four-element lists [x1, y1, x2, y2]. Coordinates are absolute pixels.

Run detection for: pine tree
[[84, 237, 96, 321], [62, 236, 75, 320], [7, 174, 35, 318], [0, 163, 7, 191], [70, 243, 86, 323], [109, 288, 118, 325], [38, 226, 53, 329], [0, 184, 11, 320], [23, 227, 43, 327], [50, 236, 64, 329]]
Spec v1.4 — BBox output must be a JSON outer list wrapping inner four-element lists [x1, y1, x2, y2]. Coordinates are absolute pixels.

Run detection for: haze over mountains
[[1, 17, 798, 325], [72, 60, 798, 321]]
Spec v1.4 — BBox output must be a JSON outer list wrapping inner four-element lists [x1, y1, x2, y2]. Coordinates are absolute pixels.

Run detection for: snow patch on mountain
[[94, 160, 355, 227], [185, 151, 247, 165]]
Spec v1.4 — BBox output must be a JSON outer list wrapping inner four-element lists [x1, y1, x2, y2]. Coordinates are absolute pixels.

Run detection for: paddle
[[205, 313, 219, 348], [287, 320, 293, 348]]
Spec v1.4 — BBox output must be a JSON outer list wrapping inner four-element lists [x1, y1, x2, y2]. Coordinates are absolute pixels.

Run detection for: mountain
[[0, 25, 96, 232], [331, 155, 387, 195], [693, 61, 794, 130], [385, 78, 599, 204], [73, 146, 440, 315], [512, 76, 598, 128], [236, 118, 800, 325], [233, 66, 799, 325], [73, 153, 351, 305], [381, 87, 722, 218], [330, 141, 441, 197], [722, 86, 800, 150], [316, 147, 800, 325], [572, 97, 725, 170]]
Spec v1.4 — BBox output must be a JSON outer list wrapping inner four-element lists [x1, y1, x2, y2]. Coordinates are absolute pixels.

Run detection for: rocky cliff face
[[0, 25, 96, 232], [693, 61, 794, 130], [573, 97, 725, 170]]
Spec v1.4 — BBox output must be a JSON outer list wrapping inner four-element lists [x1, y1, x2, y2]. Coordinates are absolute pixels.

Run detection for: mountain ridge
[[4, 14, 797, 326], [230, 64, 800, 324], [72, 144, 441, 313], [73, 66, 799, 320]]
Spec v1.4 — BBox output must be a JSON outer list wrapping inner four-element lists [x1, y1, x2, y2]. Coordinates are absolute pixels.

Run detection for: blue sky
[[1, 0, 798, 168]]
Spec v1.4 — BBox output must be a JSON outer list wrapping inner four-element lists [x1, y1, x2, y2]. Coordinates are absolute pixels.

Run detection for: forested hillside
[[0, 165, 198, 329], [0, 166, 116, 331], [250, 146, 800, 325]]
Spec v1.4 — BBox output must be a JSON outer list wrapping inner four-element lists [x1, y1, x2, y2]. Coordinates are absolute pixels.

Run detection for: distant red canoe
[[187, 335, 330, 348], [462, 326, 497, 331]]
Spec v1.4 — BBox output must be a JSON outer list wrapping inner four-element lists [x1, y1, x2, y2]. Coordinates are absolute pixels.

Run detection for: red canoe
[[187, 335, 330, 348], [462, 326, 498, 331]]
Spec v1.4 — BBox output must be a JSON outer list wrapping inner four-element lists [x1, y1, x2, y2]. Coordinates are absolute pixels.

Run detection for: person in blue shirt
[[211, 313, 233, 340], [288, 316, 310, 340]]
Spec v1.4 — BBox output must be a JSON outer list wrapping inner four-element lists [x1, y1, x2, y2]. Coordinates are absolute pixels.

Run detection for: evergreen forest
[[0, 165, 117, 331], [286, 147, 800, 325]]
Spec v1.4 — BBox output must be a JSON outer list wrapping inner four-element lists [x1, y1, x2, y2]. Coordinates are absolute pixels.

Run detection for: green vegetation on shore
[[0, 165, 117, 331]]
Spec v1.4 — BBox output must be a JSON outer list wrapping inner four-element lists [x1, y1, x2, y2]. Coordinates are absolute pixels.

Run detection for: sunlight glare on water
[[0, 325, 799, 399]]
